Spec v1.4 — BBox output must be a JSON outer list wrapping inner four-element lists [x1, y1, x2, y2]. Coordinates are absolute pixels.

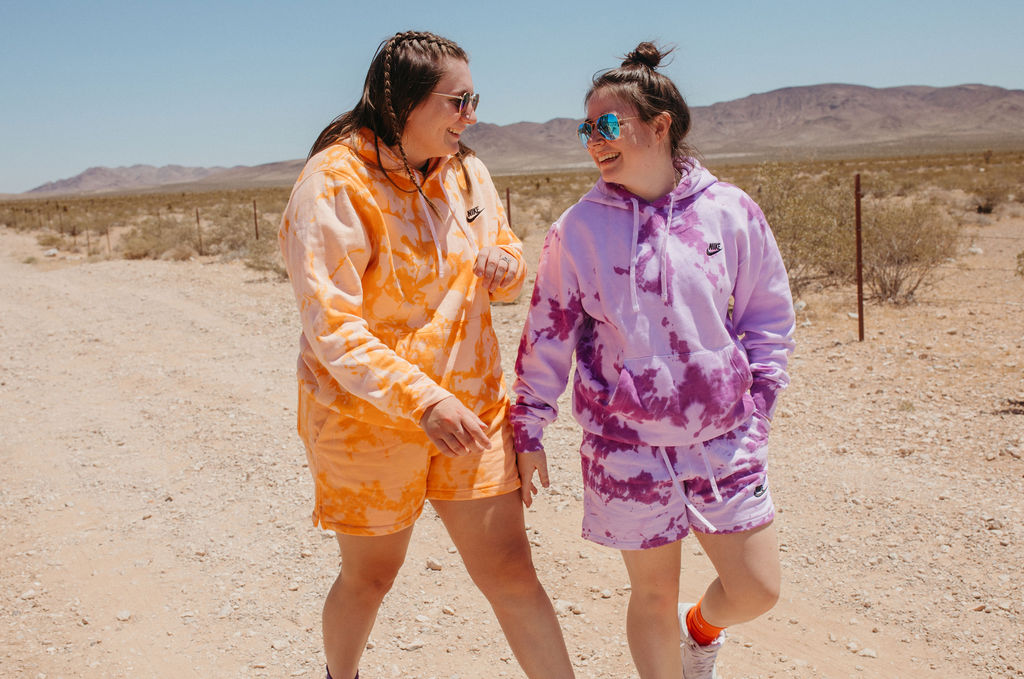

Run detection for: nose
[[585, 129, 605, 147], [461, 102, 478, 124]]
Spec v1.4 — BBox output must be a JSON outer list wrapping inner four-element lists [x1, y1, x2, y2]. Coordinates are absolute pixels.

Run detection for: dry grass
[[3, 149, 1022, 297]]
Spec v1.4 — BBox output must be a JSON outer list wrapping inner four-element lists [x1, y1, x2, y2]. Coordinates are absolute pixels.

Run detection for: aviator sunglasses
[[432, 91, 480, 116], [577, 112, 638, 147]]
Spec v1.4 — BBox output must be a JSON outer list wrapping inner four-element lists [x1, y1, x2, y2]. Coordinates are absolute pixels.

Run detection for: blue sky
[[2, 0, 1022, 194]]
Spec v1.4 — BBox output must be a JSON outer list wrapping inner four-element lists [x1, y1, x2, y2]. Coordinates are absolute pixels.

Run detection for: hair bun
[[622, 42, 668, 69]]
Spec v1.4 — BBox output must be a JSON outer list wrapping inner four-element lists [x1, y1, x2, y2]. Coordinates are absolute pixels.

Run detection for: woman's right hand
[[516, 450, 549, 507], [420, 396, 490, 457]]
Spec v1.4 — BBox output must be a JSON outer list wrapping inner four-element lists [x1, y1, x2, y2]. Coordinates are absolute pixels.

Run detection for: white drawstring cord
[[418, 192, 444, 272], [628, 197, 640, 312], [701, 448, 723, 503], [657, 447, 718, 533], [659, 195, 675, 303]]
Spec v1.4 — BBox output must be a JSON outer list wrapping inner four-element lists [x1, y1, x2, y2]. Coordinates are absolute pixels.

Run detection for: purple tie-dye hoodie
[[511, 160, 796, 453]]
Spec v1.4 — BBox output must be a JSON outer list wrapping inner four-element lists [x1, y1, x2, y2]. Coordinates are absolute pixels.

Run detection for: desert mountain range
[[26, 83, 1024, 195]]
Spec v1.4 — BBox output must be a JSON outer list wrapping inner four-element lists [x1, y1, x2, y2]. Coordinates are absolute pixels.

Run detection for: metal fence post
[[855, 174, 864, 342], [196, 207, 204, 256]]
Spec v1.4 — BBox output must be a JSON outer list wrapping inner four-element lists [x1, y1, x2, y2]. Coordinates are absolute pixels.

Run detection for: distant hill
[[24, 83, 1024, 195], [28, 164, 227, 195], [688, 83, 1024, 158]]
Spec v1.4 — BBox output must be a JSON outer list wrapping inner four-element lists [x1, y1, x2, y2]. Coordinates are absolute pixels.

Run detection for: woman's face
[[401, 57, 477, 169], [584, 89, 673, 200]]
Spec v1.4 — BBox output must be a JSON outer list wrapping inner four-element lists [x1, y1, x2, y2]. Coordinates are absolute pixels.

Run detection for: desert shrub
[[861, 199, 960, 304], [243, 233, 288, 279], [746, 163, 854, 297], [161, 243, 198, 261], [1016, 251, 1024, 278], [79, 189, 290, 261], [493, 169, 597, 240], [119, 217, 196, 260], [971, 176, 1011, 214], [36, 231, 65, 248]]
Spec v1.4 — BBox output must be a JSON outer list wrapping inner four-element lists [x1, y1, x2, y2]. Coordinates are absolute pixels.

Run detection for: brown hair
[[308, 31, 473, 207], [586, 42, 697, 161]]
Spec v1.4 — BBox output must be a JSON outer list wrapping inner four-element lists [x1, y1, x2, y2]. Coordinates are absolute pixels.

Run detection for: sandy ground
[[1, 212, 1022, 679]]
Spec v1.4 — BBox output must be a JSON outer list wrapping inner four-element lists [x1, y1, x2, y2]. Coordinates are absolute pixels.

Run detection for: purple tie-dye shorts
[[578, 411, 775, 550]]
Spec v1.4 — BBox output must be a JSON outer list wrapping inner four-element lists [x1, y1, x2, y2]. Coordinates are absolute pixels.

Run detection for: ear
[[652, 111, 672, 143]]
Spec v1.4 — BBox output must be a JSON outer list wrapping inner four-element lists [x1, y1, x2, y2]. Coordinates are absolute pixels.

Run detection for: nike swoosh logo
[[466, 206, 484, 223], [706, 242, 722, 256]]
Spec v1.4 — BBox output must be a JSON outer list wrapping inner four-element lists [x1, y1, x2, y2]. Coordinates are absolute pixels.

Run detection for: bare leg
[[619, 541, 683, 679], [323, 527, 414, 679], [431, 492, 575, 679], [693, 521, 781, 627]]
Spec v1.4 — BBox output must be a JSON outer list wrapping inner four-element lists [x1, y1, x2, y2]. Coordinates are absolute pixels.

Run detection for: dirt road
[[2, 216, 1022, 678]]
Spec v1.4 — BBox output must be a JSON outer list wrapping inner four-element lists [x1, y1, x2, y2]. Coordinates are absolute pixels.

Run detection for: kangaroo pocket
[[595, 344, 753, 444]]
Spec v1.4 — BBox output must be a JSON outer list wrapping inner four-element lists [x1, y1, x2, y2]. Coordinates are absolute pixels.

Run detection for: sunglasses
[[577, 113, 638, 147], [432, 91, 480, 116]]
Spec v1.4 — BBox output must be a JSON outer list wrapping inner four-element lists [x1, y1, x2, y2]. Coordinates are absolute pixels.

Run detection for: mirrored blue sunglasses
[[432, 91, 480, 116], [577, 113, 638, 147]]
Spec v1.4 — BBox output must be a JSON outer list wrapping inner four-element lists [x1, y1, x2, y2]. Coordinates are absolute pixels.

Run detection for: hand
[[516, 450, 549, 508], [419, 396, 490, 457], [473, 246, 518, 293]]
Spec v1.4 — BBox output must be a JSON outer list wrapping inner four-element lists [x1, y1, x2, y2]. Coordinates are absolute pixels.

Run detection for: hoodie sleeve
[[730, 195, 796, 420], [511, 224, 585, 453], [279, 168, 452, 426]]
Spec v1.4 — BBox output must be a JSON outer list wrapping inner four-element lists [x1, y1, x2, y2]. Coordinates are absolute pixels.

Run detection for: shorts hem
[[312, 509, 421, 537], [691, 509, 776, 536], [581, 529, 688, 550], [426, 479, 521, 502]]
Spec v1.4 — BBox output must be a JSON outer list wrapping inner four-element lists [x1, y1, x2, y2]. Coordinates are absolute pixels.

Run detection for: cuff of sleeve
[[750, 379, 781, 420], [409, 386, 454, 426], [512, 426, 543, 455]]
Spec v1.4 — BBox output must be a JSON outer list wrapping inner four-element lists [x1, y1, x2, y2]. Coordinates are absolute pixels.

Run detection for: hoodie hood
[[580, 159, 719, 312], [346, 127, 449, 186], [584, 158, 718, 209]]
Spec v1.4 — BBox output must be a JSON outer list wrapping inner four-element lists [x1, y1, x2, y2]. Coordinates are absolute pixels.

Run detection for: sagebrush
[[2, 149, 1022, 302]]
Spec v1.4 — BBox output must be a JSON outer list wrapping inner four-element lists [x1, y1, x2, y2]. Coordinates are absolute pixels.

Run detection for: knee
[[731, 575, 780, 617], [629, 579, 680, 615], [340, 563, 401, 601], [752, 580, 780, 615], [469, 542, 542, 600]]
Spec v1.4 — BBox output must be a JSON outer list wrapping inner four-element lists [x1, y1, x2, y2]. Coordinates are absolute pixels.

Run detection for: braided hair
[[308, 31, 473, 210], [586, 42, 697, 161]]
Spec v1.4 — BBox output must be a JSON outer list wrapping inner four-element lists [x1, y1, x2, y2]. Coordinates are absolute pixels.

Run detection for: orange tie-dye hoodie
[[279, 128, 525, 443]]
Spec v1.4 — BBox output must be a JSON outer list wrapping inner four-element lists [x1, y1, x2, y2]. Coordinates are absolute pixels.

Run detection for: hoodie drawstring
[[418, 192, 445, 272], [659, 195, 676, 303], [657, 446, 721, 533], [628, 197, 640, 312], [629, 194, 676, 311]]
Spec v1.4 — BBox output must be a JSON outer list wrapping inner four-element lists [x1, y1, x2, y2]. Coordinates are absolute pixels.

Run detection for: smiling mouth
[[596, 152, 620, 164]]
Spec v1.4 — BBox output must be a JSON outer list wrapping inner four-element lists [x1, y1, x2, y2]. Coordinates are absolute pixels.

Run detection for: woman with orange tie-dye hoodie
[[278, 31, 574, 679]]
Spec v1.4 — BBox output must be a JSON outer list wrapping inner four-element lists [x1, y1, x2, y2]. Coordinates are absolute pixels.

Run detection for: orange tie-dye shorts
[[297, 388, 521, 536]]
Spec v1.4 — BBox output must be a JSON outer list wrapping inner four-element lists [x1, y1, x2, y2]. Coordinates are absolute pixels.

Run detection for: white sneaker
[[678, 602, 724, 679]]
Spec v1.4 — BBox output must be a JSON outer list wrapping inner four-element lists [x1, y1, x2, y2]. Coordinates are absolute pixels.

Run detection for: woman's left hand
[[473, 246, 518, 293]]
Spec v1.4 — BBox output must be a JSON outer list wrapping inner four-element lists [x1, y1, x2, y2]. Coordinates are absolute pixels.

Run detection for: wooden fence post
[[195, 207, 204, 256], [855, 174, 864, 342]]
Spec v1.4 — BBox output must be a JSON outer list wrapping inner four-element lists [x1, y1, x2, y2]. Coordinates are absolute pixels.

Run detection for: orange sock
[[686, 598, 726, 646]]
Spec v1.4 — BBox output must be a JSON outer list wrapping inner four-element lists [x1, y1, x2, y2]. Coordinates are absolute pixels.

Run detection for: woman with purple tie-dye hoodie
[[512, 42, 796, 679]]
